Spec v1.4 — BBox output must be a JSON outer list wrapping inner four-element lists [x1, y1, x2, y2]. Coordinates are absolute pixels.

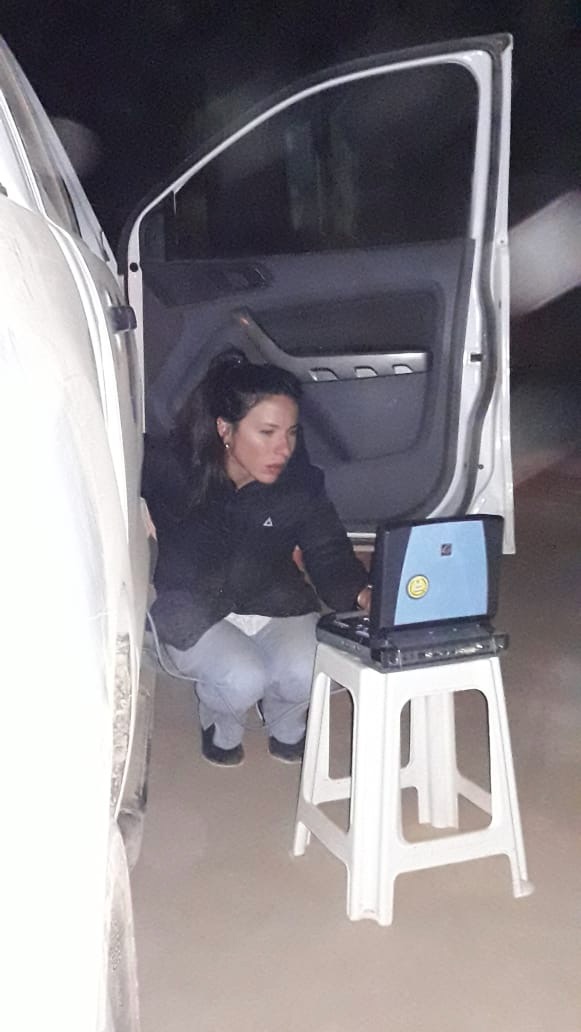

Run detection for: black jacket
[[142, 435, 368, 650]]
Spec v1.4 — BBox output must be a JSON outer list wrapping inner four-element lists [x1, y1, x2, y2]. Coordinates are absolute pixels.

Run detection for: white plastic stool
[[293, 642, 533, 926]]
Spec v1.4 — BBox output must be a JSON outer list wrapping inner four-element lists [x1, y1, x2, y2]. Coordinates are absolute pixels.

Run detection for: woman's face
[[217, 394, 299, 489]]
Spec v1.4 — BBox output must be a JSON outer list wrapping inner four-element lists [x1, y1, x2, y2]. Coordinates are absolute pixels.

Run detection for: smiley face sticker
[[407, 574, 429, 599]]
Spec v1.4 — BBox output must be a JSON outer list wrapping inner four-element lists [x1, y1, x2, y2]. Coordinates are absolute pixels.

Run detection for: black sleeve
[[296, 472, 368, 612], [149, 589, 219, 651]]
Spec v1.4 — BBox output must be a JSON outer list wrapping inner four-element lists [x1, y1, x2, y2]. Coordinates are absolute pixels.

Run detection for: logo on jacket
[[263, 517, 274, 527]]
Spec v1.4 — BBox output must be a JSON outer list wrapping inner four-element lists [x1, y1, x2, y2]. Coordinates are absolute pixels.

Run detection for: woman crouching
[[142, 349, 370, 766]]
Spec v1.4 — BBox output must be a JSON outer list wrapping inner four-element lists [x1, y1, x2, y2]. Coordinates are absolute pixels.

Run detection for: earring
[[224, 441, 230, 450]]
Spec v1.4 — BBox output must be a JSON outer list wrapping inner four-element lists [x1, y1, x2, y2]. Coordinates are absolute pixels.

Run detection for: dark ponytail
[[175, 348, 302, 504]]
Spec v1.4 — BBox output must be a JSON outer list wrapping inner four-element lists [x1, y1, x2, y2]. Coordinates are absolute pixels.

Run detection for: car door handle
[[108, 304, 137, 334], [234, 309, 430, 381]]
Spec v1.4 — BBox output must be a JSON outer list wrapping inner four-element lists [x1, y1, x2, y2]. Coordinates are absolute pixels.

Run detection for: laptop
[[317, 515, 508, 670]]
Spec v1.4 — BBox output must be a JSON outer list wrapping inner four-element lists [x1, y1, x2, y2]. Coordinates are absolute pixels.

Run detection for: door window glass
[[166, 62, 478, 261], [0, 41, 80, 235]]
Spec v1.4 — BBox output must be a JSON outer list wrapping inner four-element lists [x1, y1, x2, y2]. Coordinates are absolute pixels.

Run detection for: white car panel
[[0, 197, 129, 1030], [0, 37, 151, 1032]]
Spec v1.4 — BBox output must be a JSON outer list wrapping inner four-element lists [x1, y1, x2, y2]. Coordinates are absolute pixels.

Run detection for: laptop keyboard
[[316, 613, 508, 670]]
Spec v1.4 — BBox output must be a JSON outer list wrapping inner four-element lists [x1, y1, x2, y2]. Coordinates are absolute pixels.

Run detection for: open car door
[[125, 35, 514, 547]]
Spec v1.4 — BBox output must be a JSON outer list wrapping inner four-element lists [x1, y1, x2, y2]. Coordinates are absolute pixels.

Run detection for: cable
[[145, 610, 344, 733]]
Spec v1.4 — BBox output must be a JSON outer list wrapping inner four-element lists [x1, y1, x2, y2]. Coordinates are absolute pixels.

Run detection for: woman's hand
[[356, 586, 372, 612]]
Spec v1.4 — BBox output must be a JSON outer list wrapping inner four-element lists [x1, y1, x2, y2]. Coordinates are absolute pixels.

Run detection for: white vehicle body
[[0, 31, 513, 1032], [0, 40, 152, 1032]]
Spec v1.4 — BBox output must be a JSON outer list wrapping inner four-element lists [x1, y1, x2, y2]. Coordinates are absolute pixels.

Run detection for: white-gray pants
[[166, 612, 319, 750]]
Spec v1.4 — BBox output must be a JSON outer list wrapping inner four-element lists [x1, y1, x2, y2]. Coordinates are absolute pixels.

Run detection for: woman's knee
[[278, 654, 316, 702], [198, 650, 268, 712], [270, 628, 317, 702]]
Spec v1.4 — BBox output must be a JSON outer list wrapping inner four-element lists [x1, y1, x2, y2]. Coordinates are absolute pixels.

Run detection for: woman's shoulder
[[143, 432, 187, 484], [142, 433, 198, 521]]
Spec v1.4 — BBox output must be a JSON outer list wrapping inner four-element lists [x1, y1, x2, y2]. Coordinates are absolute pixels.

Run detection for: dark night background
[[2, 0, 581, 380]]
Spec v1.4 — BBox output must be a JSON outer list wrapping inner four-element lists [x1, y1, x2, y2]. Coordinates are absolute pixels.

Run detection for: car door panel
[[127, 36, 512, 536], [234, 309, 431, 375], [141, 235, 471, 525]]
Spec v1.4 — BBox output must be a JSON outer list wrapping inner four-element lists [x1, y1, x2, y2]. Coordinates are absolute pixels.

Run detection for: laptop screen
[[369, 515, 503, 633]]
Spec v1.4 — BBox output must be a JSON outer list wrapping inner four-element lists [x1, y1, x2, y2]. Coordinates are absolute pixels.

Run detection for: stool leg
[[376, 682, 406, 926], [406, 696, 433, 825], [487, 660, 534, 897], [348, 672, 402, 926], [426, 692, 459, 829], [314, 675, 332, 787], [292, 669, 329, 857]]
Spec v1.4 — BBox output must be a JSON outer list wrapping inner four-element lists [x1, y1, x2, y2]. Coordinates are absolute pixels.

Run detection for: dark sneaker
[[201, 724, 244, 767], [268, 734, 306, 764]]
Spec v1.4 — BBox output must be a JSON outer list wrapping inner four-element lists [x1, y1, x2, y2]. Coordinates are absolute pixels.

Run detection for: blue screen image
[[394, 520, 488, 626]]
